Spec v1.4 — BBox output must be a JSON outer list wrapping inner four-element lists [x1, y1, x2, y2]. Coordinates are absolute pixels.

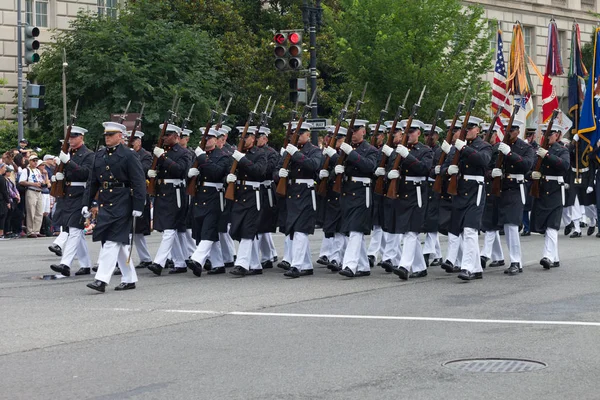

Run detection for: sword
[[127, 216, 137, 264]]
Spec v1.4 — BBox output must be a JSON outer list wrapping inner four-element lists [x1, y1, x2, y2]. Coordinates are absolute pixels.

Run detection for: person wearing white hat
[[441, 115, 492, 281], [83, 121, 146, 292], [366, 123, 388, 267], [521, 125, 539, 237], [146, 123, 194, 276], [530, 123, 570, 270], [49, 126, 95, 277], [336, 120, 379, 278], [421, 124, 444, 267]]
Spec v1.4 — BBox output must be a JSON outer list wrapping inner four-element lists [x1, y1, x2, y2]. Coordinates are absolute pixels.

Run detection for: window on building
[[523, 26, 534, 57], [581, 0, 596, 10], [25, 0, 48, 27], [489, 21, 498, 52], [98, 0, 118, 18]]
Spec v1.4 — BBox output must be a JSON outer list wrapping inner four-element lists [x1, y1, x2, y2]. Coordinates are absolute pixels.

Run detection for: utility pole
[[17, 0, 24, 142], [302, 0, 322, 144]]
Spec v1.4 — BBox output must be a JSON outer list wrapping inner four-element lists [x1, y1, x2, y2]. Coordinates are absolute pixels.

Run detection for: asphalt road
[[1, 229, 600, 399]]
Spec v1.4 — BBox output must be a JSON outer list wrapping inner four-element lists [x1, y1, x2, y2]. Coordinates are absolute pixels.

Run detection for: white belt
[[428, 177, 436, 182], [404, 176, 426, 183], [261, 180, 274, 207], [462, 175, 485, 206], [236, 180, 261, 211], [162, 179, 186, 186], [202, 182, 224, 189], [68, 182, 87, 187], [572, 167, 589, 173], [347, 176, 371, 208], [544, 176, 564, 183], [291, 178, 315, 187], [405, 176, 426, 208], [505, 174, 525, 181], [505, 174, 526, 204], [261, 180, 273, 187], [350, 177, 371, 184]]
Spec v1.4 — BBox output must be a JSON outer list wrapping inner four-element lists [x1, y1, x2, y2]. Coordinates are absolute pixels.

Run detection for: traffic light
[[26, 84, 45, 109], [289, 78, 307, 104], [273, 30, 303, 71], [24, 25, 40, 65]]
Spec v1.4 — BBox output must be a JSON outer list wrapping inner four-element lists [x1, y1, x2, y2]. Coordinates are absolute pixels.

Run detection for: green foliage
[[0, 120, 18, 154]]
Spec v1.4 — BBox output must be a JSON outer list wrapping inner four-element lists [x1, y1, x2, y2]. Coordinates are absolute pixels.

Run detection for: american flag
[[492, 29, 512, 119]]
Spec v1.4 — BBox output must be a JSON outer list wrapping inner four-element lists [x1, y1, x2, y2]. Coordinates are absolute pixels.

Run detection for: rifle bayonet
[[119, 100, 131, 124], [71, 99, 79, 122], [416, 85, 426, 106], [440, 93, 449, 112]]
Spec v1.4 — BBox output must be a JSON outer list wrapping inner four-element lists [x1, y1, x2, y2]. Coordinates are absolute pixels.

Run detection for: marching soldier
[[49, 126, 94, 277], [367, 123, 388, 268], [421, 124, 443, 267], [256, 126, 279, 268], [84, 122, 146, 292], [566, 133, 596, 237], [335, 120, 379, 278], [531, 123, 570, 269], [278, 122, 322, 278], [521, 125, 539, 236], [146, 124, 193, 276], [180, 128, 198, 262]]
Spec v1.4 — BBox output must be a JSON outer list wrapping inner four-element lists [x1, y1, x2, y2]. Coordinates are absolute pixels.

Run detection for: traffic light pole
[[303, 0, 322, 145], [16, 0, 24, 142]]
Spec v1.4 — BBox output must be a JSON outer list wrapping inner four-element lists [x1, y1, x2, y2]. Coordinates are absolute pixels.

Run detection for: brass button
[[194, 202, 197, 205], [110, 203, 113, 206], [106, 166, 110, 170], [109, 189, 113, 193], [203, 202, 206, 205]]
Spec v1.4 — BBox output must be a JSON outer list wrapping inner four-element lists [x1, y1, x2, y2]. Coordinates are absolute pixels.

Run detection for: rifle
[[530, 109, 560, 198], [374, 89, 410, 195], [370, 93, 392, 146], [283, 100, 300, 148], [265, 99, 276, 127], [224, 95, 263, 201], [50, 99, 79, 198], [127, 102, 145, 149], [180, 103, 195, 132], [426, 93, 448, 149], [315, 91, 352, 197], [386, 85, 426, 199], [332, 82, 369, 194], [490, 102, 520, 196], [255, 96, 272, 134], [433, 86, 469, 194], [446, 93, 478, 196], [482, 105, 504, 144], [275, 90, 318, 197], [147, 95, 178, 196]]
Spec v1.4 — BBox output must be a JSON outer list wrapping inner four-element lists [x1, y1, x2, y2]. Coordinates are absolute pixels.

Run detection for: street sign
[[306, 118, 329, 129]]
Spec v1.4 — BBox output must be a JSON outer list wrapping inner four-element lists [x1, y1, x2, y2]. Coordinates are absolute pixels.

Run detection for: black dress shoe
[[207, 266, 225, 275], [188, 260, 202, 277], [285, 267, 314, 278], [380, 259, 393, 273], [165, 259, 175, 269], [368, 255, 375, 268], [204, 259, 212, 270], [570, 231, 582, 238], [409, 270, 428, 278], [247, 268, 263, 275], [74, 267, 91, 276], [458, 270, 483, 281], [392, 266, 409, 280], [588, 226, 596, 236], [552, 261, 560, 268], [540, 257, 552, 270], [339, 267, 355, 278], [316, 255, 329, 266], [504, 262, 522, 275], [229, 266, 247, 277], [581, 222, 588, 228], [355, 270, 371, 277], [48, 244, 62, 256], [92, 265, 98, 272], [521, 230, 531, 237], [147, 263, 163, 276], [327, 260, 342, 272], [488, 260, 505, 268], [50, 264, 70, 276], [224, 262, 235, 268], [114, 266, 122, 276], [480, 256, 489, 270], [596, 231, 600, 238], [272, 256, 278, 262], [135, 261, 152, 269], [430, 258, 442, 267], [168, 267, 188, 274], [423, 254, 430, 268], [277, 260, 291, 271], [564, 221, 574, 236], [442, 260, 460, 273], [86, 280, 106, 292], [261, 260, 273, 269], [114, 282, 136, 291]]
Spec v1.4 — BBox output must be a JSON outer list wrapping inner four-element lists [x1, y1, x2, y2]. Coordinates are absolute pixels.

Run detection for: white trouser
[[331, 233, 347, 263], [53, 230, 68, 249], [291, 232, 312, 271], [399, 232, 427, 273], [60, 228, 91, 268], [209, 241, 225, 268], [584, 205, 597, 227], [504, 224, 521, 264], [481, 230, 504, 261], [258, 233, 277, 262], [191, 240, 215, 267], [154, 229, 186, 268], [381, 232, 402, 264], [319, 236, 334, 258], [367, 226, 383, 258], [342, 231, 369, 273], [236, 238, 260, 270], [178, 230, 196, 259], [446, 233, 461, 265], [422, 232, 442, 258], [283, 235, 293, 262], [543, 228, 559, 262], [95, 241, 138, 285], [219, 230, 236, 263], [133, 234, 152, 263], [461, 228, 482, 273]]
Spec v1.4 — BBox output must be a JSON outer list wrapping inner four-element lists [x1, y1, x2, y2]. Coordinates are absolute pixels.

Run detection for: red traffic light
[[288, 32, 301, 44], [274, 33, 286, 45]]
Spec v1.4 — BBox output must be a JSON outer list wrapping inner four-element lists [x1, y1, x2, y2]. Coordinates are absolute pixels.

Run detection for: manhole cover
[[443, 358, 547, 373]]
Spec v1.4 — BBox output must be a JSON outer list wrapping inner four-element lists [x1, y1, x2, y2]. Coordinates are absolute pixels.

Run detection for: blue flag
[[578, 27, 600, 157]]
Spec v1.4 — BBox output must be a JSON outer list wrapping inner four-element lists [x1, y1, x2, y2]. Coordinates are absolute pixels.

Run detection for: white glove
[[187, 167, 200, 178], [334, 165, 345, 175], [153, 147, 165, 158], [597, 139, 600, 147], [319, 169, 330, 179], [323, 146, 337, 158], [531, 171, 542, 180], [375, 167, 386, 177], [232, 150, 245, 162], [147, 170, 157, 178], [280, 148, 285, 156], [455, 139, 466, 151], [536, 147, 548, 158], [448, 165, 459, 175], [564, 183, 570, 190], [278, 168, 289, 178], [573, 134, 580, 142], [55, 157, 61, 166], [587, 186, 594, 194], [382, 144, 394, 157], [491, 168, 503, 178], [498, 142, 511, 155], [59, 151, 70, 164], [286, 144, 298, 156], [387, 169, 400, 179], [51, 175, 56, 182], [340, 142, 353, 155], [195, 146, 205, 157], [434, 165, 441, 175], [396, 144, 409, 158], [132, 210, 142, 218], [226, 174, 237, 183], [81, 206, 91, 218], [55, 172, 65, 181], [441, 141, 451, 154]]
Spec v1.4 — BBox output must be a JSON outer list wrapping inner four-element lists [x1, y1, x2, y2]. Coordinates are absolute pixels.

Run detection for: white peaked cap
[[423, 124, 443, 134], [213, 124, 231, 134], [480, 123, 491, 131], [444, 119, 462, 129], [159, 123, 182, 134], [102, 122, 125, 134], [288, 121, 313, 131], [71, 126, 88, 135], [538, 123, 561, 132], [127, 131, 145, 139], [257, 126, 270, 135], [400, 119, 424, 130], [368, 124, 387, 133], [383, 120, 401, 130], [459, 116, 483, 126], [345, 119, 369, 127], [500, 118, 524, 128], [181, 128, 192, 137], [199, 127, 220, 137]]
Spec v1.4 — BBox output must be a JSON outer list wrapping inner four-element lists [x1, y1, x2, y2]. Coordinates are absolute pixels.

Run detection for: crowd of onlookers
[[0, 139, 58, 240]]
